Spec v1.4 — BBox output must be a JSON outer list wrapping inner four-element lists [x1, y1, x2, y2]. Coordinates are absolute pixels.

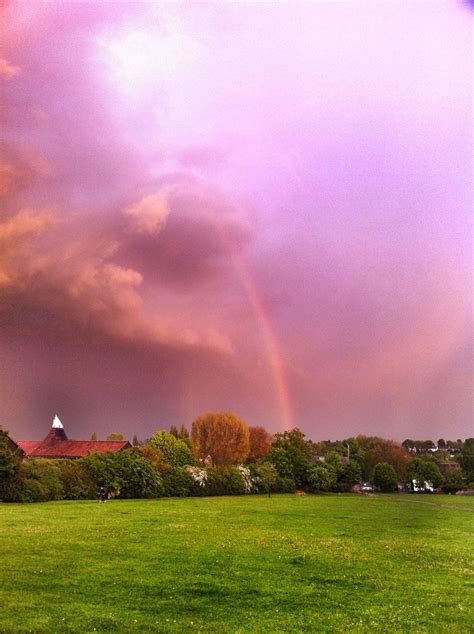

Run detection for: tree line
[[1, 412, 473, 503]]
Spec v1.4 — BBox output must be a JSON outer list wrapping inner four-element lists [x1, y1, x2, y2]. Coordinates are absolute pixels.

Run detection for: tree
[[191, 412, 250, 465], [0, 429, 22, 502], [356, 435, 408, 480], [307, 464, 337, 492], [459, 439, 474, 483], [373, 462, 397, 492], [248, 426, 272, 462], [336, 460, 362, 491], [251, 461, 278, 496], [441, 469, 464, 494], [149, 431, 194, 467], [406, 458, 443, 489], [271, 428, 313, 487], [438, 438, 446, 449], [132, 434, 139, 446], [106, 433, 124, 440], [178, 425, 189, 440], [90, 432, 97, 441], [169, 425, 179, 438], [402, 439, 415, 452]]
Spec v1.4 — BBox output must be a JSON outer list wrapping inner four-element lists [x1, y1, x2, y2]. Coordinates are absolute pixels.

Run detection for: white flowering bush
[[238, 465, 255, 493], [187, 466, 208, 487]]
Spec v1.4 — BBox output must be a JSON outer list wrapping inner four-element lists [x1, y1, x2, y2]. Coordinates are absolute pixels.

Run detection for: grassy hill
[[0, 494, 472, 632]]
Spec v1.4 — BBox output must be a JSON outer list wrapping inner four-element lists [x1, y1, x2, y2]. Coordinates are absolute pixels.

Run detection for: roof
[[17, 439, 131, 458], [4, 435, 25, 456], [16, 441, 41, 454]]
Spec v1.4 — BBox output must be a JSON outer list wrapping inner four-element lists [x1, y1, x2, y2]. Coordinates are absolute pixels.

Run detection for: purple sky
[[1, 1, 472, 442]]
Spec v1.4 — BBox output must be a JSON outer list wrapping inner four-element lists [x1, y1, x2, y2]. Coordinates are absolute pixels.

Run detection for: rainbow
[[216, 218, 294, 431]]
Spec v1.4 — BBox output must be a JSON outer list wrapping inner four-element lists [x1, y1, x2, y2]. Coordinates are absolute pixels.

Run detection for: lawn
[[0, 494, 473, 632]]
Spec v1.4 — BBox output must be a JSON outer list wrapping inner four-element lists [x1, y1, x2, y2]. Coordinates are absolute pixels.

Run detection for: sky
[[0, 1, 472, 442]]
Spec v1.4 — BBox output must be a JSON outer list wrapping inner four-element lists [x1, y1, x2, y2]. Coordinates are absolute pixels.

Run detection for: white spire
[[52, 414, 63, 429]]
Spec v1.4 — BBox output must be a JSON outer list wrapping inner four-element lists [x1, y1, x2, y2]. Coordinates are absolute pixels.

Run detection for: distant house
[[16, 415, 131, 459], [2, 434, 25, 458], [438, 462, 461, 476]]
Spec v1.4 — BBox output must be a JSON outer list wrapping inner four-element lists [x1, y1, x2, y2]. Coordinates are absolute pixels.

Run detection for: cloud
[[0, 58, 20, 78], [125, 189, 173, 235]]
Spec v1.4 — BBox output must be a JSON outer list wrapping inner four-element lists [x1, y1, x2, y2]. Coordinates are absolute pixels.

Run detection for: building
[[1, 433, 25, 458], [16, 415, 131, 459]]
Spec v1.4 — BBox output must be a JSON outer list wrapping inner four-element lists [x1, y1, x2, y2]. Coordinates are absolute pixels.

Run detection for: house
[[1, 433, 25, 458], [16, 415, 131, 459], [438, 462, 461, 476]]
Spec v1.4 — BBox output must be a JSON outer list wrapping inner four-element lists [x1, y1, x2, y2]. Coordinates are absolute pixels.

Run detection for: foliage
[[248, 426, 273, 462], [274, 476, 296, 493], [336, 460, 362, 492], [149, 431, 194, 467], [250, 461, 278, 496], [191, 412, 250, 465], [106, 433, 124, 440], [204, 466, 247, 496], [355, 436, 408, 480], [19, 459, 64, 502], [0, 430, 22, 502], [162, 467, 193, 497], [56, 460, 96, 500], [81, 451, 163, 498], [459, 438, 474, 483], [441, 469, 464, 494], [270, 428, 312, 487], [372, 462, 397, 492], [90, 432, 97, 441], [307, 464, 337, 492], [406, 458, 444, 489]]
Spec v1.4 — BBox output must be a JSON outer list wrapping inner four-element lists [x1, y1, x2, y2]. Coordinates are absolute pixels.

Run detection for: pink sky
[[0, 1, 472, 441]]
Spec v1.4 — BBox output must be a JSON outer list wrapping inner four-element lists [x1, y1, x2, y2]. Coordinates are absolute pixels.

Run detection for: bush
[[19, 460, 64, 502], [372, 462, 397, 492], [274, 476, 296, 493], [308, 464, 337, 492], [56, 460, 96, 500], [336, 460, 362, 492], [441, 470, 464, 494], [0, 431, 22, 502], [406, 458, 444, 490], [162, 467, 193, 497], [205, 466, 247, 496], [81, 451, 163, 499], [250, 461, 278, 495], [149, 432, 195, 467]]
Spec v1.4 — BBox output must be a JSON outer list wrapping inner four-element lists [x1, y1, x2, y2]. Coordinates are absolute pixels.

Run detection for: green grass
[[0, 494, 473, 633]]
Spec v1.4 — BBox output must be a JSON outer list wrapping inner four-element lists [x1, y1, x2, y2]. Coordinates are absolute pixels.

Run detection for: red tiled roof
[[17, 440, 131, 458], [17, 441, 41, 454]]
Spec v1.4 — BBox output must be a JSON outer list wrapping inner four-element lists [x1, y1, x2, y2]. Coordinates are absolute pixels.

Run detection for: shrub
[[0, 430, 22, 502], [274, 476, 296, 493], [250, 461, 278, 495], [372, 462, 397, 492], [308, 464, 337, 492], [336, 460, 362, 492], [205, 466, 247, 496], [441, 470, 464, 494], [56, 460, 96, 500], [162, 467, 193, 497], [19, 459, 64, 502], [81, 450, 163, 499], [149, 432, 195, 467], [406, 458, 444, 490]]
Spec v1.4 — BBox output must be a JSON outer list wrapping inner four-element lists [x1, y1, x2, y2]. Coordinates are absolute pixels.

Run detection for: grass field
[[0, 494, 473, 633]]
